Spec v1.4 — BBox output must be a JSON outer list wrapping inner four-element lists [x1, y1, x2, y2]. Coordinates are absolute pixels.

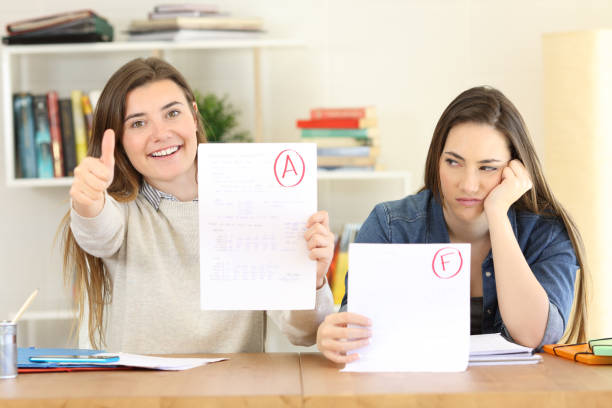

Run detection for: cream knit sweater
[[70, 193, 334, 354]]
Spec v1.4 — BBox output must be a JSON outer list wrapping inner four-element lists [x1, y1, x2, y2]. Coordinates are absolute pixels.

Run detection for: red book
[[46, 91, 65, 178], [296, 117, 377, 129], [310, 106, 376, 120]]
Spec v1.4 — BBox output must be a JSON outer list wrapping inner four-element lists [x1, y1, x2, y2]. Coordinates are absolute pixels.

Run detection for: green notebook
[[588, 338, 612, 356]]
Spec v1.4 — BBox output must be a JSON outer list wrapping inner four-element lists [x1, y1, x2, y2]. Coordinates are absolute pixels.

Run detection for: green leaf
[[193, 90, 252, 143]]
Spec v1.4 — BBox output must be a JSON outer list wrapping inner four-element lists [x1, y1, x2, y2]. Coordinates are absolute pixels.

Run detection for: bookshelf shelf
[[1, 39, 303, 55], [7, 177, 73, 188], [7, 171, 412, 189], [1, 39, 303, 187]]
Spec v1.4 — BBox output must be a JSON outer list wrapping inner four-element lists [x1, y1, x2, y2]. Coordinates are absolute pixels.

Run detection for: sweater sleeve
[[267, 279, 335, 346], [70, 192, 127, 258]]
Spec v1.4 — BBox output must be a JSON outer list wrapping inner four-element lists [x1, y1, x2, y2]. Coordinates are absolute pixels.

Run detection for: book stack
[[128, 4, 264, 41], [3, 10, 113, 45], [327, 223, 361, 305], [297, 107, 380, 170], [13, 90, 101, 179]]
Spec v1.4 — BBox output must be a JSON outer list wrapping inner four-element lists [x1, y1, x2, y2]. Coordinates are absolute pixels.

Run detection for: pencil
[[12, 288, 39, 323]]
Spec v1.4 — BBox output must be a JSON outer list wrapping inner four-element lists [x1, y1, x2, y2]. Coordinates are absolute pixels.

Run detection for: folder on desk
[[19, 347, 227, 372], [542, 342, 612, 365], [18, 347, 128, 373]]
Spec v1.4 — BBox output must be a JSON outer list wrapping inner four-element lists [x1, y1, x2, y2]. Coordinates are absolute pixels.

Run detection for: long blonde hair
[[59, 57, 206, 348], [422, 86, 588, 342]]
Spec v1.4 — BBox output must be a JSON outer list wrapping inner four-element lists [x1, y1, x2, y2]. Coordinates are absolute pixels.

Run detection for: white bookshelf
[[318, 170, 412, 235], [6, 170, 412, 188], [317, 170, 411, 193], [1, 39, 303, 187]]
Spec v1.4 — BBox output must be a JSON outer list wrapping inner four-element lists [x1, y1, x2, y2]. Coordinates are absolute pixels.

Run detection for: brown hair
[[423, 86, 588, 342], [59, 57, 206, 348]]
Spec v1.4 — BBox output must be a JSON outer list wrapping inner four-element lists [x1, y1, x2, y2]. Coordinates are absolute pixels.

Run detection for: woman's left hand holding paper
[[304, 210, 335, 289]]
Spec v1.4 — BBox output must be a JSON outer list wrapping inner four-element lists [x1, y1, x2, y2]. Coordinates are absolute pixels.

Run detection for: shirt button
[[487, 309, 492, 315], [485, 271, 492, 278]]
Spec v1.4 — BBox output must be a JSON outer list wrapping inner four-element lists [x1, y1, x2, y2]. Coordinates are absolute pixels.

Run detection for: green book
[[301, 128, 378, 139], [589, 338, 612, 356], [2, 16, 113, 44]]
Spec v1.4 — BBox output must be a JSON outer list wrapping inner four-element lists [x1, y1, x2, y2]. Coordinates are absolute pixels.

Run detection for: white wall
[[1, 0, 612, 345]]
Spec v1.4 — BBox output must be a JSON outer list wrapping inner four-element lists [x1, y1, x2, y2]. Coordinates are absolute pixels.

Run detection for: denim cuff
[[500, 301, 564, 351]]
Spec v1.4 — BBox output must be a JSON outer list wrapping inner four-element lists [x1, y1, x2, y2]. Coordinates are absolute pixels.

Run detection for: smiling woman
[[58, 57, 335, 354], [316, 86, 588, 364]]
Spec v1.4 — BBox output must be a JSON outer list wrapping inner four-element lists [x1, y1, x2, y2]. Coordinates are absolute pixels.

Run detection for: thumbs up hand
[[70, 129, 116, 218]]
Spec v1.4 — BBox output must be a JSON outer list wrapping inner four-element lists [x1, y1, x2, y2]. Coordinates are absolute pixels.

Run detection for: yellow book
[[71, 90, 87, 164], [81, 94, 93, 143], [330, 223, 361, 305], [332, 251, 348, 305]]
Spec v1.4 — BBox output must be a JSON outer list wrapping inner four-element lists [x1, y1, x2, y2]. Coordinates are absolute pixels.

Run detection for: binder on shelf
[[13, 94, 37, 179], [32, 95, 55, 178], [47, 91, 65, 178], [59, 98, 77, 176], [71, 90, 88, 165], [81, 94, 94, 142]]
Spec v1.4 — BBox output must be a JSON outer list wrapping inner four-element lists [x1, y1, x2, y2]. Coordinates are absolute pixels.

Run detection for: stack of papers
[[470, 333, 542, 366]]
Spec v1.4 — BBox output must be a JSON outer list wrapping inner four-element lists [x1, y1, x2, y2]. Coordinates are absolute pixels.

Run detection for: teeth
[[151, 146, 179, 157]]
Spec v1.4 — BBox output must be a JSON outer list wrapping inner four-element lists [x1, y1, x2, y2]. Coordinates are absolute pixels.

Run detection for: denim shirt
[[341, 189, 578, 349]]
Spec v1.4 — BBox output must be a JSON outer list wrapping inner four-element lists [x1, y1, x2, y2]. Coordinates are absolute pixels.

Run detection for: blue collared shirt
[[341, 189, 578, 349]]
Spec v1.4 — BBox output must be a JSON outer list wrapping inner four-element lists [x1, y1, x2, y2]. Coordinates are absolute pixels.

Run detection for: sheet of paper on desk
[[111, 353, 227, 370], [342, 243, 471, 372], [198, 143, 317, 310], [48, 353, 227, 370]]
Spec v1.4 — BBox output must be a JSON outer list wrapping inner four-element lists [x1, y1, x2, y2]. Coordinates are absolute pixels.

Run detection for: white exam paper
[[198, 143, 317, 310], [343, 243, 470, 372]]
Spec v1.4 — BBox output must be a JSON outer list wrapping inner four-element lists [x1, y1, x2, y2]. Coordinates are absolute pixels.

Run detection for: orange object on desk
[[543, 343, 612, 365]]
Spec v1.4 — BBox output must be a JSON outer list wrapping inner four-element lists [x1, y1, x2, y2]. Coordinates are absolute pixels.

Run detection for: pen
[[12, 288, 39, 323]]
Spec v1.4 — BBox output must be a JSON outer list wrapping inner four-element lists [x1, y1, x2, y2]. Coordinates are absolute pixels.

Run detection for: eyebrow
[[443, 151, 504, 164], [124, 101, 183, 122]]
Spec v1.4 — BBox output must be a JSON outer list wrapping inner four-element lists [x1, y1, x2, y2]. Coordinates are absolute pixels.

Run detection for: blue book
[[13, 94, 37, 178], [33, 95, 54, 178]]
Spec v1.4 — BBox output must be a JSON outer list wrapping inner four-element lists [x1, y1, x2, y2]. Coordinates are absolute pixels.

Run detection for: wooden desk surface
[[2, 352, 612, 407], [299, 353, 612, 407], [0, 353, 302, 408]]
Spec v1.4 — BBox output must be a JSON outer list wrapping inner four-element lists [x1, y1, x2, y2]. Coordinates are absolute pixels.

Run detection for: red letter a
[[282, 155, 298, 178]]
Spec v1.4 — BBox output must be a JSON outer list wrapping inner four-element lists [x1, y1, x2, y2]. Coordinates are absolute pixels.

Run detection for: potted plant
[[193, 90, 251, 143]]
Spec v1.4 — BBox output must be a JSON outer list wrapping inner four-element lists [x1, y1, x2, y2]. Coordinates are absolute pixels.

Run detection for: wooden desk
[[0, 353, 302, 408], [2, 352, 612, 407], [299, 353, 612, 407]]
